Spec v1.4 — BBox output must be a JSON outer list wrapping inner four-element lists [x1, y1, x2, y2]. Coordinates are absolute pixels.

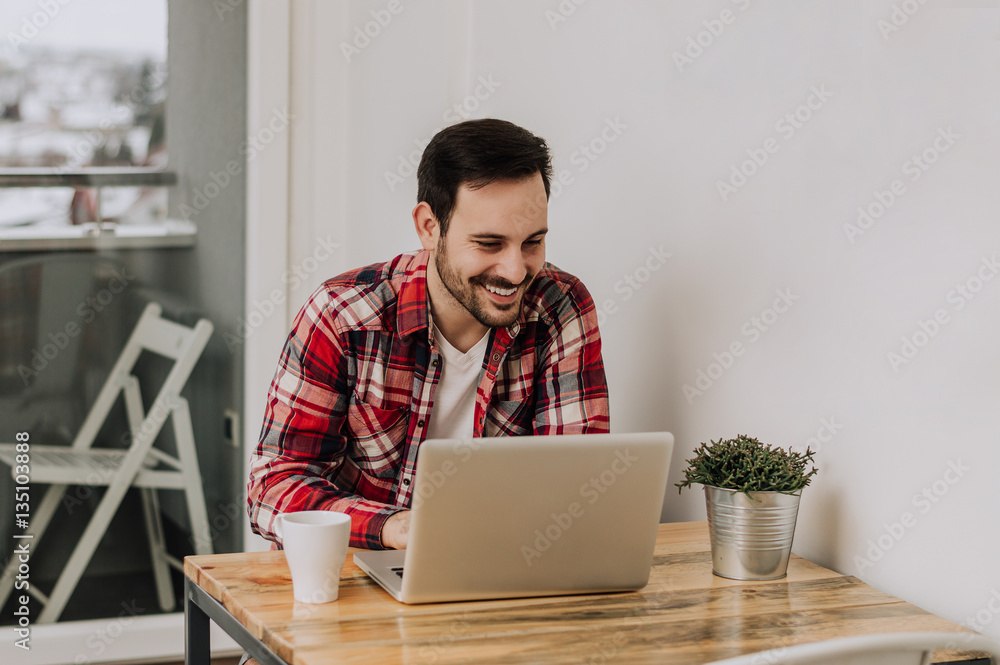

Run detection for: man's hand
[[380, 510, 411, 549]]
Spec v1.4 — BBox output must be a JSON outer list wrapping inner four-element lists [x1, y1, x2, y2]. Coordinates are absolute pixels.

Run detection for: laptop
[[353, 431, 673, 604]]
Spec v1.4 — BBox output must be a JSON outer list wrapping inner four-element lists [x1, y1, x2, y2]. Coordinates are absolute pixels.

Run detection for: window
[[1, 2, 248, 646], [0, 0, 176, 245], [0, 0, 208, 627]]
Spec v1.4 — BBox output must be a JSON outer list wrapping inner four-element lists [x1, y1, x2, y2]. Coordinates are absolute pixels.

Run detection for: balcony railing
[[0, 167, 195, 251], [0, 167, 178, 188]]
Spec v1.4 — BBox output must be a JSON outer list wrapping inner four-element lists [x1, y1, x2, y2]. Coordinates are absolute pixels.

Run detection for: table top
[[184, 521, 975, 665]]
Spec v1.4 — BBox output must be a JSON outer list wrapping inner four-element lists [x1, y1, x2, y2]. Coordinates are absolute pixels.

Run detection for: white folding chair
[[0, 302, 214, 623], [708, 631, 1000, 665]]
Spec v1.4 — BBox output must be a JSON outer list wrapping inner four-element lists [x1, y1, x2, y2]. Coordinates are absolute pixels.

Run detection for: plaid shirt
[[248, 249, 609, 549]]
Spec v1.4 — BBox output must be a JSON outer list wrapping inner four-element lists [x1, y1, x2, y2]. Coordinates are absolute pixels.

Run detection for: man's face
[[432, 173, 548, 329]]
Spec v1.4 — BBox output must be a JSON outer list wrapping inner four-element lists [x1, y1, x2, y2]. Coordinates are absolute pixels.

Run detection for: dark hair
[[417, 119, 553, 234]]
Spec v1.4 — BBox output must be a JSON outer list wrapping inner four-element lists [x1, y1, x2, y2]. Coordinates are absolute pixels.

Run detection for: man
[[248, 118, 609, 552]]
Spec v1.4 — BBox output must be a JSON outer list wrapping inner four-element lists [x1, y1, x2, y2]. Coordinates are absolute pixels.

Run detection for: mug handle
[[274, 513, 285, 540]]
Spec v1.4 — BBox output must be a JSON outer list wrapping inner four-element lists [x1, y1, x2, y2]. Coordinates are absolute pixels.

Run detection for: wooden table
[[184, 521, 977, 665]]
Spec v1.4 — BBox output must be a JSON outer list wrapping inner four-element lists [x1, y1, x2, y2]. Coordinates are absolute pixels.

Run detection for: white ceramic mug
[[275, 511, 352, 603]]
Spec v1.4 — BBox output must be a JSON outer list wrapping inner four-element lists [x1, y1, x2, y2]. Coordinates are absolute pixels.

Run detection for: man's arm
[[247, 292, 405, 549], [380, 510, 411, 549], [532, 277, 610, 434]]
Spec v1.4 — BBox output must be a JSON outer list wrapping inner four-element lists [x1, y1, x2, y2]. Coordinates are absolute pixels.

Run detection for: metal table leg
[[184, 576, 286, 665], [185, 577, 211, 665]]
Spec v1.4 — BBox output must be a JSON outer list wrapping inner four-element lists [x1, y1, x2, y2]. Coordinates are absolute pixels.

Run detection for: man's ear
[[413, 201, 440, 251]]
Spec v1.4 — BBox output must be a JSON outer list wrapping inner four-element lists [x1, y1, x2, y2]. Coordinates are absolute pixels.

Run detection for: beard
[[434, 237, 533, 329]]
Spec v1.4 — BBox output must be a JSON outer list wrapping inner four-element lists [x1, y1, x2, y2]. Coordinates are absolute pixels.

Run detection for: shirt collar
[[396, 249, 432, 338]]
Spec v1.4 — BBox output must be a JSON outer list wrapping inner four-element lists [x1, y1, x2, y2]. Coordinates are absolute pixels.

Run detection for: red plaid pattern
[[248, 249, 610, 549]]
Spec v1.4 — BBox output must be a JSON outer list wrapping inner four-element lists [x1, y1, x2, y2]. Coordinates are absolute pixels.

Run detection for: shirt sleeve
[[247, 291, 404, 550], [532, 277, 611, 434]]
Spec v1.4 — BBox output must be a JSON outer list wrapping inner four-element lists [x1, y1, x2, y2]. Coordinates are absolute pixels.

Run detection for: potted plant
[[676, 434, 818, 580]]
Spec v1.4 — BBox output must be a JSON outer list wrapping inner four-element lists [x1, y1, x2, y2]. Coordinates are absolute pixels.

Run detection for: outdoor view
[[0, 0, 168, 228], [1, 0, 180, 629]]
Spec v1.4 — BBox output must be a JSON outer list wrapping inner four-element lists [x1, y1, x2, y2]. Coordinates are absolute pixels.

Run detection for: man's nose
[[495, 246, 528, 285]]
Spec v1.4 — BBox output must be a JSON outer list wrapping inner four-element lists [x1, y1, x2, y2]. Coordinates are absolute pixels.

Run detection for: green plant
[[675, 434, 817, 495]]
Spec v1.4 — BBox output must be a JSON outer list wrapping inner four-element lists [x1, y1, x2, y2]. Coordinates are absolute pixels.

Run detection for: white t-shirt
[[425, 327, 490, 440]]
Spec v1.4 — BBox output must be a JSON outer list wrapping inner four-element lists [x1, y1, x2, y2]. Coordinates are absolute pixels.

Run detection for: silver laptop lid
[[397, 431, 673, 603]]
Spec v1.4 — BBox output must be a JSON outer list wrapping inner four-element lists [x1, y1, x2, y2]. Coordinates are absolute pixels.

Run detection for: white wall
[[250, 0, 1000, 640]]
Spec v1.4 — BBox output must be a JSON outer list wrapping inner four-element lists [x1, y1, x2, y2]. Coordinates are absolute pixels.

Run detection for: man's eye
[[477, 241, 500, 249], [525, 239, 543, 247]]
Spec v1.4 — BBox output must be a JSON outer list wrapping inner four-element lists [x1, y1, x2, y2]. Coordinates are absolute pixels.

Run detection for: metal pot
[[704, 485, 802, 580]]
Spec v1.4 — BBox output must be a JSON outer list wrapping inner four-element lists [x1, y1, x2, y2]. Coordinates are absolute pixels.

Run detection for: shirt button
[[418, 419, 425, 427], [432, 359, 439, 367], [398, 406, 408, 413], [402, 478, 410, 486], [492, 353, 500, 361]]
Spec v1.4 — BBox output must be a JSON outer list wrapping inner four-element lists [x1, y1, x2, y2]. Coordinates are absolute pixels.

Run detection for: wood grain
[[184, 522, 976, 665]]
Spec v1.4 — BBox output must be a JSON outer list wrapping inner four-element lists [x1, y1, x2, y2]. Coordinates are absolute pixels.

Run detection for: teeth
[[485, 284, 516, 296]]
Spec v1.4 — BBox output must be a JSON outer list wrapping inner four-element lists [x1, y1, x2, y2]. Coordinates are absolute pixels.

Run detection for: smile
[[484, 284, 516, 297]]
